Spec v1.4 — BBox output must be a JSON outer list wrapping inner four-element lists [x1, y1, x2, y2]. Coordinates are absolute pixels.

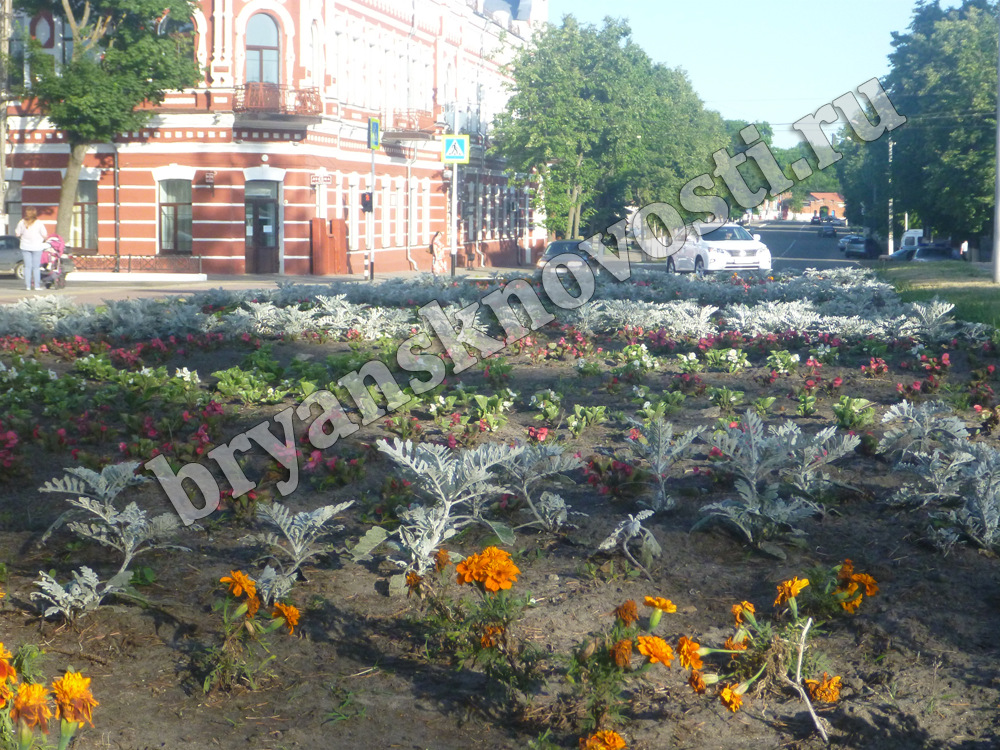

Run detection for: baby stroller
[[40, 235, 73, 289]]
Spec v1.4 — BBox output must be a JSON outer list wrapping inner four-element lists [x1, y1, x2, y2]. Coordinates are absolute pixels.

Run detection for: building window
[[70, 181, 98, 251], [246, 13, 279, 84], [4, 181, 21, 231], [159, 179, 193, 254]]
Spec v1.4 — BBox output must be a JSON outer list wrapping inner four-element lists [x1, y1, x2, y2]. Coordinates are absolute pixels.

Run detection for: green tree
[[22, 0, 201, 238], [492, 16, 726, 238], [884, 0, 998, 237]]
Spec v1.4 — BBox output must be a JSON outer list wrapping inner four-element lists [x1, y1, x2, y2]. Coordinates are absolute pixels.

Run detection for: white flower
[[48, 369, 58, 381], [175, 367, 200, 384]]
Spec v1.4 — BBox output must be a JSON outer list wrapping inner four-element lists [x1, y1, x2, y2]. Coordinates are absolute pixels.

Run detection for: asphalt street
[[0, 221, 863, 306]]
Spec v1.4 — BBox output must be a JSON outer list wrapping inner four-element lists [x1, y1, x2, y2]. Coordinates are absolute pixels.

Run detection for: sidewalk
[[0, 266, 531, 306]]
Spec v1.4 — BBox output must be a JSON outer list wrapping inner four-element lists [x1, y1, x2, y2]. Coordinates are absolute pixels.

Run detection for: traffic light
[[360, 191, 373, 213]]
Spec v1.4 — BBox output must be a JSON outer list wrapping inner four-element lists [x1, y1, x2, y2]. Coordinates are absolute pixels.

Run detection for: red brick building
[[6, 0, 548, 275], [798, 192, 846, 221]]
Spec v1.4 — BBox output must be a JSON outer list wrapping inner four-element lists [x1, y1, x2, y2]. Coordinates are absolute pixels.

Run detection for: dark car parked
[[886, 244, 961, 262], [535, 239, 602, 275], [819, 225, 837, 238]]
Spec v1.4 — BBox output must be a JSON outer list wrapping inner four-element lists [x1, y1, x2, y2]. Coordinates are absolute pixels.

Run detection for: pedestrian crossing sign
[[442, 135, 470, 164]]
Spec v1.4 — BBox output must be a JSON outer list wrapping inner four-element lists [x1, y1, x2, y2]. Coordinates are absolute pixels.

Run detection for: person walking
[[15, 208, 49, 291]]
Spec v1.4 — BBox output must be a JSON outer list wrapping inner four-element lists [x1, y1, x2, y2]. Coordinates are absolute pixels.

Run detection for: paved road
[[754, 221, 861, 274], [0, 221, 855, 306]]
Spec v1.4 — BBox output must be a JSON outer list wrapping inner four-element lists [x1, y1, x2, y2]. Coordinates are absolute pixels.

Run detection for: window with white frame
[[5, 181, 21, 230], [70, 181, 98, 251], [158, 179, 193, 254], [246, 13, 279, 84]]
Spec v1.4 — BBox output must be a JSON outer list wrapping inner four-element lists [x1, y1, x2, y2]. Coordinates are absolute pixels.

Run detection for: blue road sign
[[442, 135, 470, 164], [368, 118, 380, 150]]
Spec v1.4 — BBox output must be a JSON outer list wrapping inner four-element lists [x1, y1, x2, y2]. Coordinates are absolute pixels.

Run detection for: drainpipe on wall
[[404, 150, 418, 271], [402, 0, 418, 271], [113, 143, 121, 273]]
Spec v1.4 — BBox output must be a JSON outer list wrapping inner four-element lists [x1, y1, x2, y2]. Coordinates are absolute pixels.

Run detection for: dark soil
[[2, 324, 999, 750]]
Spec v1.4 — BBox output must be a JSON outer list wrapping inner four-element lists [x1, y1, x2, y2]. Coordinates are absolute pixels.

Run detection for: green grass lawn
[[874, 261, 1000, 327]]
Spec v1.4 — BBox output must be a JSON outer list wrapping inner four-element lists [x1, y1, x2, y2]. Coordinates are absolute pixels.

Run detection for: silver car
[[0, 235, 22, 277]]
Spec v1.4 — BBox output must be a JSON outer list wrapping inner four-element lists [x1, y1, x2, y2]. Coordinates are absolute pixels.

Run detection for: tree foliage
[[880, 0, 998, 238], [21, 0, 201, 237], [492, 16, 727, 238]]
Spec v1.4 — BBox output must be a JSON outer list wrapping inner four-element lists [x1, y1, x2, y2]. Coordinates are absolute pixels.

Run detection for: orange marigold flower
[[774, 577, 809, 607], [611, 639, 633, 669], [614, 600, 639, 626], [272, 602, 300, 634], [480, 624, 505, 649], [11, 682, 52, 732], [579, 729, 627, 750], [836, 581, 863, 613], [0, 679, 13, 710], [676, 636, 704, 671], [434, 548, 451, 573], [405, 571, 423, 597], [52, 671, 98, 727], [805, 672, 842, 703], [851, 572, 879, 597], [220, 570, 256, 600], [723, 635, 747, 651], [689, 670, 707, 694], [246, 595, 261, 619], [643, 596, 677, 613], [455, 546, 520, 593], [837, 558, 855, 583], [636, 636, 674, 666], [0, 651, 16, 684], [731, 601, 755, 626], [719, 683, 743, 713]]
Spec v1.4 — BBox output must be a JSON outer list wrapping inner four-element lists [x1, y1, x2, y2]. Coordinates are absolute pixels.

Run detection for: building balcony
[[232, 83, 323, 128], [383, 109, 439, 142]]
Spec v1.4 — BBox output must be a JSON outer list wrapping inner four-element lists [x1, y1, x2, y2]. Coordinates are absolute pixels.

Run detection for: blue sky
[[546, 0, 963, 148]]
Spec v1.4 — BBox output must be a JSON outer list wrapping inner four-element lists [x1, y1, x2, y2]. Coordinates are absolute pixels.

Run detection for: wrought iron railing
[[233, 83, 322, 116], [388, 109, 436, 132], [74, 255, 202, 273]]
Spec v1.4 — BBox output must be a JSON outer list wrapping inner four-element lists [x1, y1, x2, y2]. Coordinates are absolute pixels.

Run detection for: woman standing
[[15, 208, 49, 291]]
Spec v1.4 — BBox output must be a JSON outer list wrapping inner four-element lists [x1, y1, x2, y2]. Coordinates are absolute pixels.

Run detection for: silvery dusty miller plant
[[243, 500, 354, 603], [33, 462, 192, 621], [377, 438, 522, 574], [625, 418, 703, 511]]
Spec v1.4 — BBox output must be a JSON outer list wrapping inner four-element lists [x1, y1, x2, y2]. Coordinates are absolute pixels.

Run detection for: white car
[[665, 223, 772, 274], [838, 233, 864, 251]]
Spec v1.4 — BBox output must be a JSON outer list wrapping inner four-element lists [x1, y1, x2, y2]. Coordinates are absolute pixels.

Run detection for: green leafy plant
[[832, 396, 876, 430], [708, 386, 745, 416], [567, 405, 608, 438]]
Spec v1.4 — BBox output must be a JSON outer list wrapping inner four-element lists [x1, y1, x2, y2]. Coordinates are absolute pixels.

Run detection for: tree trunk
[[56, 143, 88, 240]]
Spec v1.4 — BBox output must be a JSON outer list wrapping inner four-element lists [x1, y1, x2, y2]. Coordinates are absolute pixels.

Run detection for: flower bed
[[0, 268, 998, 748]]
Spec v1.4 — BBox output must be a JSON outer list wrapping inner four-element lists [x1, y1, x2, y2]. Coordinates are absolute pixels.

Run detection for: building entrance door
[[245, 181, 280, 273]]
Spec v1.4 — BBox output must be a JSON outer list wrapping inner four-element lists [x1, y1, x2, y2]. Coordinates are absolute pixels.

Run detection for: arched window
[[246, 14, 279, 84]]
